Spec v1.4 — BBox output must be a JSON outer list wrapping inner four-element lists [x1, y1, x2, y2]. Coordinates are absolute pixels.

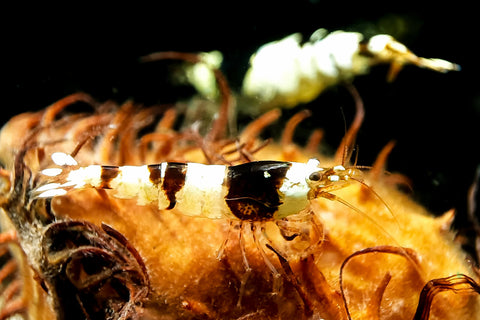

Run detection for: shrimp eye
[[309, 171, 322, 181]]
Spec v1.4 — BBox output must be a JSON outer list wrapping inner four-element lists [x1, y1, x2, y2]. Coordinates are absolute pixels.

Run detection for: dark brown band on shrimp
[[99, 166, 120, 189], [162, 162, 188, 209], [148, 164, 163, 185], [225, 161, 291, 220]]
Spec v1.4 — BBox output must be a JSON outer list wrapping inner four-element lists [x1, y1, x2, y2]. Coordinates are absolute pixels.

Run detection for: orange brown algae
[[0, 87, 479, 320]]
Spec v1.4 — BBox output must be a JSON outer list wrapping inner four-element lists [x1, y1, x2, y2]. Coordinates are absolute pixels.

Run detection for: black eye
[[309, 171, 321, 181]]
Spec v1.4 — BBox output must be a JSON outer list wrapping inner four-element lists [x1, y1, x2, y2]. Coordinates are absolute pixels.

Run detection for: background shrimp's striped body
[[242, 29, 459, 112]]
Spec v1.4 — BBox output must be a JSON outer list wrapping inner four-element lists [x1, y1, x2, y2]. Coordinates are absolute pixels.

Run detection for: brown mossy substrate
[[0, 94, 479, 319]]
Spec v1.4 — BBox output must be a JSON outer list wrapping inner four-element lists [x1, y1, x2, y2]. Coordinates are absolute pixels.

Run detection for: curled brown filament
[[265, 243, 314, 317], [140, 51, 233, 144], [339, 245, 423, 320], [0, 230, 26, 320], [334, 84, 365, 165], [40, 220, 150, 319], [413, 274, 480, 320], [281, 109, 311, 147], [41, 93, 98, 126], [239, 108, 281, 151], [280, 109, 312, 161]]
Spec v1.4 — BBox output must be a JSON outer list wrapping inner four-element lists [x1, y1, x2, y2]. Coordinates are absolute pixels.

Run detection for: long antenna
[[350, 177, 401, 229], [318, 191, 425, 281]]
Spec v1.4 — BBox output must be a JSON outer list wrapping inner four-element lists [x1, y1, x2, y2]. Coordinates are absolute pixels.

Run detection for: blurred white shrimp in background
[[241, 28, 460, 112]]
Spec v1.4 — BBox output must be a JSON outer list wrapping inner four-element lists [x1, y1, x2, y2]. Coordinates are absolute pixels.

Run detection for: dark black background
[[2, 3, 479, 231]]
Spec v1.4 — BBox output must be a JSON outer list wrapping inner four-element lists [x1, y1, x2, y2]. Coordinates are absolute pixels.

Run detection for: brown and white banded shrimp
[[33, 156, 325, 288], [33, 142, 412, 306], [30, 83, 424, 311]]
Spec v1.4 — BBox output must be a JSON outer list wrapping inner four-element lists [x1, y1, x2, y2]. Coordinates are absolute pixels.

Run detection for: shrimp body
[[242, 29, 459, 110], [36, 156, 327, 221]]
